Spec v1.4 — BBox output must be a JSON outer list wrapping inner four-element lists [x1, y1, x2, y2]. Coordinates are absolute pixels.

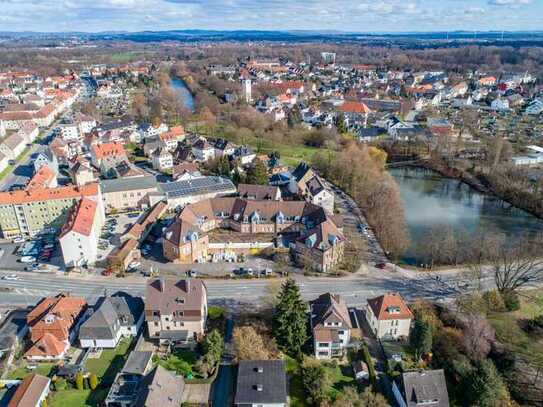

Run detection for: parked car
[[261, 268, 273, 276], [128, 261, 141, 269], [186, 269, 198, 278], [234, 267, 254, 276], [2, 274, 19, 280], [101, 269, 113, 276], [20, 256, 36, 263], [12, 236, 26, 244], [375, 262, 386, 269]]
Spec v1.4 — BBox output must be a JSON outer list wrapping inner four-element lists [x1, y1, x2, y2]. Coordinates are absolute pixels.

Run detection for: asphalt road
[[0, 265, 494, 308]]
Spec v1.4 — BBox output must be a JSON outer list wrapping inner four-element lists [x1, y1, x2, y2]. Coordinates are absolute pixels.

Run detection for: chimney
[[159, 277, 165, 293]]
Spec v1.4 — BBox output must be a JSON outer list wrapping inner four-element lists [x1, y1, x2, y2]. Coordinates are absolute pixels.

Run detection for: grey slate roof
[[234, 360, 287, 405], [79, 294, 143, 341], [100, 175, 158, 194], [122, 351, 153, 376], [401, 369, 450, 407], [135, 365, 184, 407]]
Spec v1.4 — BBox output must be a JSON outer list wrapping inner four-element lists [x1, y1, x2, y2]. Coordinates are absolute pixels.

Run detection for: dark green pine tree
[[334, 113, 347, 134], [273, 278, 308, 358], [245, 159, 268, 185]]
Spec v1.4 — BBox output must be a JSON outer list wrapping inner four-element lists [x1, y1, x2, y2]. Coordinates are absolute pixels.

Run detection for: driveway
[[211, 318, 235, 407]]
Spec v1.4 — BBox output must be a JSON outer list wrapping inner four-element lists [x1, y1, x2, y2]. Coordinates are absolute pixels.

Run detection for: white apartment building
[[59, 197, 104, 268]]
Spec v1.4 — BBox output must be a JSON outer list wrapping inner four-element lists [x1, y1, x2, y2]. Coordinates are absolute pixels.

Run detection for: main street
[[0, 264, 492, 308]]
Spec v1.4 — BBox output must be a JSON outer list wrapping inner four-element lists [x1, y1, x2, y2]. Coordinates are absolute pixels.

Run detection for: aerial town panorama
[[0, 1, 542, 406]]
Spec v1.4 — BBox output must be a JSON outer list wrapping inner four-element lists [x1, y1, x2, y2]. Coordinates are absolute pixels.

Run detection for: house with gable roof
[[310, 293, 352, 359], [365, 293, 413, 339]]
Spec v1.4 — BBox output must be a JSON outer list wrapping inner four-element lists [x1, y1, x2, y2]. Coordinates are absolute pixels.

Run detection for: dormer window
[[175, 297, 185, 304], [387, 306, 401, 314]]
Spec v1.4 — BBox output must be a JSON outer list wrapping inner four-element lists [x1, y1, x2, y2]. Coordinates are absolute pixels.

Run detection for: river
[[389, 167, 543, 265], [170, 77, 195, 112]]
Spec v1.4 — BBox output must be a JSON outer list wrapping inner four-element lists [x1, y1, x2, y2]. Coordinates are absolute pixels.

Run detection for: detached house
[[7, 374, 50, 407], [234, 360, 288, 407], [145, 278, 208, 347], [25, 294, 87, 361], [366, 293, 413, 340], [91, 142, 126, 167], [310, 293, 352, 359], [79, 293, 144, 349], [192, 139, 215, 162], [392, 369, 450, 407]]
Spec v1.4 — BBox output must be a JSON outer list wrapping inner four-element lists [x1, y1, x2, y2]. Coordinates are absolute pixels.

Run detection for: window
[[318, 342, 329, 348]]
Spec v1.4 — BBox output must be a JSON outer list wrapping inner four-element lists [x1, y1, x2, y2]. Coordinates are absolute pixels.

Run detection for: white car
[[2, 274, 19, 281], [13, 237, 25, 244], [20, 256, 36, 263], [129, 261, 141, 269]]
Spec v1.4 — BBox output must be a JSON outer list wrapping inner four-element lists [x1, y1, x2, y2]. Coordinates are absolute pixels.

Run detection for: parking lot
[[0, 233, 63, 274], [96, 212, 143, 262]]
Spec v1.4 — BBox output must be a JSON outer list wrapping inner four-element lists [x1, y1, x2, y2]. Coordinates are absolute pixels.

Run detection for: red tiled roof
[[338, 101, 372, 114], [26, 166, 55, 191], [367, 293, 413, 321], [92, 142, 126, 160], [25, 333, 67, 358], [0, 183, 99, 205], [60, 197, 98, 238]]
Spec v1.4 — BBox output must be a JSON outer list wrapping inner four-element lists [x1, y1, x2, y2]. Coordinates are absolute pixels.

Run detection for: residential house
[[234, 360, 288, 407], [392, 369, 450, 407], [366, 293, 413, 340], [0, 133, 25, 161], [151, 148, 174, 171], [526, 99, 543, 115], [172, 162, 202, 181], [135, 365, 185, 407], [25, 294, 87, 360], [238, 184, 281, 201], [491, 98, 510, 111], [33, 149, 59, 177], [310, 293, 352, 359], [192, 139, 216, 162], [158, 126, 185, 151], [234, 145, 256, 166], [70, 160, 98, 186], [0, 309, 29, 360], [59, 197, 104, 268], [144, 278, 208, 347], [213, 138, 236, 157], [304, 176, 334, 213], [7, 374, 50, 407], [26, 165, 57, 191], [91, 142, 127, 167], [79, 293, 144, 348]]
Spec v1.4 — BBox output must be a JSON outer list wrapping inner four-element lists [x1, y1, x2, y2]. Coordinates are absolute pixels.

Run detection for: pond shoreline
[[389, 164, 543, 266], [397, 159, 543, 222]]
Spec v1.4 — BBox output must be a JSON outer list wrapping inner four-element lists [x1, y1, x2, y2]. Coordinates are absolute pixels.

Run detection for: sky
[[0, 0, 541, 33]]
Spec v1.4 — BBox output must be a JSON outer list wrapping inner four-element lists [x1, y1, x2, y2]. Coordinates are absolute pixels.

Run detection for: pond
[[389, 166, 543, 266], [170, 77, 195, 112]]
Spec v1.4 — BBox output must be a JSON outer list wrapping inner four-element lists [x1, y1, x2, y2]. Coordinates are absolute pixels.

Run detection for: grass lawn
[[85, 338, 132, 384], [487, 289, 543, 367], [49, 388, 109, 407], [47, 339, 132, 407], [259, 144, 328, 167], [284, 356, 355, 406], [284, 356, 308, 407], [8, 362, 55, 380]]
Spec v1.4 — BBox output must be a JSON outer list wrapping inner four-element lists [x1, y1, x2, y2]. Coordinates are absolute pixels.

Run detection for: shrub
[[75, 372, 84, 391], [482, 290, 505, 312], [208, 306, 225, 320], [525, 314, 543, 334], [89, 373, 98, 390], [502, 290, 520, 312], [54, 378, 67, 391]]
